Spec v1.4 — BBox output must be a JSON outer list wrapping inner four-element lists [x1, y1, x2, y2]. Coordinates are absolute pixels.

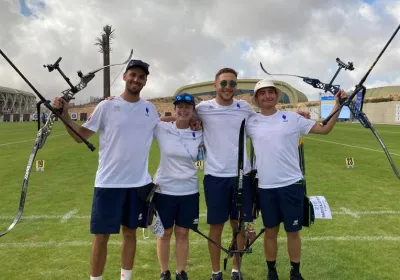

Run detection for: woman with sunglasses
[[153, 93, 204, 280]]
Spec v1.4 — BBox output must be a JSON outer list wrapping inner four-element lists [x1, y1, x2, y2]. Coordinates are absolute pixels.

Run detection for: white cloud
[[0, 0, 400, 105]]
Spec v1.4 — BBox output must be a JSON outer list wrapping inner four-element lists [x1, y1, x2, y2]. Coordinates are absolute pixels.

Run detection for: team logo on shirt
[[192, 132, 196, 139], [145, 107, 149, 116], [237, 103, 240, 108], [282, 114, 288, 122]]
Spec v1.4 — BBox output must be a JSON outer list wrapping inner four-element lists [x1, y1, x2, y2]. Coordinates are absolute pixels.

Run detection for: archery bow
[[223, 119, 246, 273], [191, 119, 263, 272], [260, 23, 400, 179], [0, 49, 133, 237]]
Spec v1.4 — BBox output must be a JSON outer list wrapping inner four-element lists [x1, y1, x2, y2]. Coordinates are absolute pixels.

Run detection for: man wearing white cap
[[246, 79, 347, 280]]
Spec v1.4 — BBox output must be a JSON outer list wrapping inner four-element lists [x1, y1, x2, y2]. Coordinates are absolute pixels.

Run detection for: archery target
[[70, 112, 78, 120]]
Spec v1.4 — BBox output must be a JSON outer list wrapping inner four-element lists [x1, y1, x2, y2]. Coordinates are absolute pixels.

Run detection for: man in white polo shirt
[[52, 59, 159, 280], [194, 68, 311, 280], [195, 68, 256, 280], [246, 79, 347, 280]]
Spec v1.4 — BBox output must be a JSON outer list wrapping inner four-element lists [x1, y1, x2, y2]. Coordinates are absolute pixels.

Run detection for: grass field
[[0, 121, 400, 280]]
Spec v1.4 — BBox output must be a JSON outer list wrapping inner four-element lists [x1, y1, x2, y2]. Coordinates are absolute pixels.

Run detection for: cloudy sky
[[0, 0, 399, 104]]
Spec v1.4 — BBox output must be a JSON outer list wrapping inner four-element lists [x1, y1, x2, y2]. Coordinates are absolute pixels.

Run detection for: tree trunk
[[103, 34, 111, 99]]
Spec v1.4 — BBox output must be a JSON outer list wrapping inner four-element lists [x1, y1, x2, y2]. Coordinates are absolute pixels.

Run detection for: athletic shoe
[[160, 270, 171, 280], [290, 271, 304, 280], [267, 269, 279, 280], [210, 272, 223, 280], [176, 270, 188, 280], [231, 271, 243, 280]]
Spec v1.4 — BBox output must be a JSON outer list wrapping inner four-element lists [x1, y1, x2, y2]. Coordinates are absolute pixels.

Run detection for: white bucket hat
[[254, 79, 281, 95]]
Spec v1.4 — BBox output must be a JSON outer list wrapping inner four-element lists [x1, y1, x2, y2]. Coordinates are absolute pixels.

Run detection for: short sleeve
[[245, 115, 256, 139], [296, 113, 316, 135], [194, 102, 206, 121], [82, 101, 106, 133], [153, 121, 169, 141]]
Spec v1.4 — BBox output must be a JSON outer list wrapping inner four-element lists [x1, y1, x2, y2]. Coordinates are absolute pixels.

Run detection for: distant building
[[0, 85, 36, 122]]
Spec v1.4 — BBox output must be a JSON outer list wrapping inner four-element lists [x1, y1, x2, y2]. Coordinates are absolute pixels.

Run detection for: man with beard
[[194, 68, 257, 280], [52, 59, 159, 280], [246, 79, 347, 280]]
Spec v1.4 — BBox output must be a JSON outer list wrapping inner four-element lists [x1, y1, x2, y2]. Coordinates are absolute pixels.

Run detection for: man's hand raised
[[52, 97, 69, 117]]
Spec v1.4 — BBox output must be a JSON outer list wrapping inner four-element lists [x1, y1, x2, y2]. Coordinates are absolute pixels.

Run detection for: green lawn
[[0, 121, 399, 280]]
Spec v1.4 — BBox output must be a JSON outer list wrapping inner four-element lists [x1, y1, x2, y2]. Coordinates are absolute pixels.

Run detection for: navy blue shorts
[[90, 187, 146, 234], [154, 192, 199, 230], [203, 174, 253, 225], [258, 182, 304, 232]]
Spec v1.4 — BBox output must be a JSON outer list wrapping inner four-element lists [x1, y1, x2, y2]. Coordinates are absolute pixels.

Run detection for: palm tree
[[95, 25, 115, 98]]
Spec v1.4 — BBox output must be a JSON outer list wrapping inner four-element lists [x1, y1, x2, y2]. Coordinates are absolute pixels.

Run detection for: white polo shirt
[[246, 110, 315, 189], [153, 121, 203, 196], [82, 96, 159, 188], [195, 98, 254, 177]]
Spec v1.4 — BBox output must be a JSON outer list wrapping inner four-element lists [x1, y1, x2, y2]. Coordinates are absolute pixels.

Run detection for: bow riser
[[303, 78, 341, 94]]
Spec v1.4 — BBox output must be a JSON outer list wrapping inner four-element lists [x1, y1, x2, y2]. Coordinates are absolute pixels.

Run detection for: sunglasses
[[175, 94, 194, 103], [220, 80, 237, 88]]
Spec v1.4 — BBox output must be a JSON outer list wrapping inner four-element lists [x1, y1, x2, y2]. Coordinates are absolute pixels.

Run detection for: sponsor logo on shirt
[[282, 114, 288, 122], [113, 105, 120, 112], [192, 132, 196, 139], [145, 107, 149, 116], [237, 103, 240, 108]]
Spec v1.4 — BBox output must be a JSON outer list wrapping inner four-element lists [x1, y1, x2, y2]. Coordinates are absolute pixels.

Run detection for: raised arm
[[52, 97, 95, 142]]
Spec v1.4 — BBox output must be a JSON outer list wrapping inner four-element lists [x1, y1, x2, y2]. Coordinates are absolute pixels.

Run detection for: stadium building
[[1, 81, 398, 124], [153, 79, 308, 116], [0, 86, 36, 122]]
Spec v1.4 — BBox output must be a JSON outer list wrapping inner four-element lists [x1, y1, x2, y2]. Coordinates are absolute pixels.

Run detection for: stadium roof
[[0, 85, 36, 98], [363, 85, 400, 98]]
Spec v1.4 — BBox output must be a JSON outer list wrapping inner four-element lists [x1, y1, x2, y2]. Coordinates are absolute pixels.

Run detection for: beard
[[126, 83, 142, 96], [217, 89, 234, 101]]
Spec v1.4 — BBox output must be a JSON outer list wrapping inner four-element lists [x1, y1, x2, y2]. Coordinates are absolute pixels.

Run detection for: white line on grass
[[305, 137, 400, 157], [339, 207, 360, 218], [0, 215, 89, 220], [1, 209, 400, 221], [1, 236, 400, 248], [334, 210, 400, 216], [60, 209, 79, 223], [0, 133, 67, 147]]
